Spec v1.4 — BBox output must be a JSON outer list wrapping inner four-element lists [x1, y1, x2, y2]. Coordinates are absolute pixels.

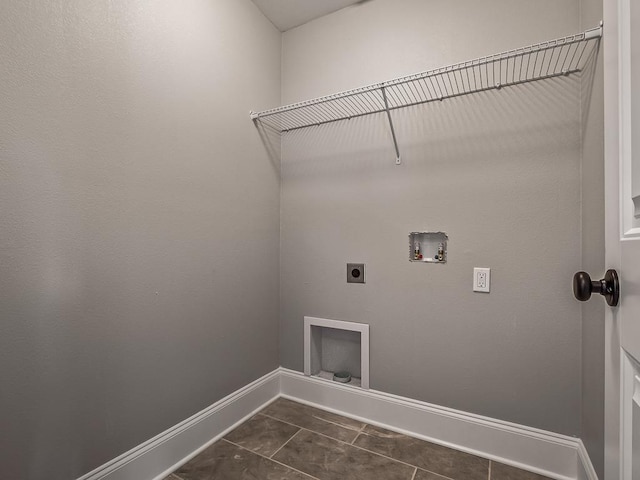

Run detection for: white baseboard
[[77, 367, 598, 480], [76, 369, 280, 480], [279, 368, 592, 480], [577, 440, 599, 480]]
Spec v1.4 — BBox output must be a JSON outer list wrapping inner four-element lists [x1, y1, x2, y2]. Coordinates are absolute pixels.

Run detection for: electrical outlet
[[473, 268, 491, 293]]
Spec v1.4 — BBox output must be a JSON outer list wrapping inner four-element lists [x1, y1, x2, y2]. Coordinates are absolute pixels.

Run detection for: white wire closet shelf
[[250, 25, 602, 164]]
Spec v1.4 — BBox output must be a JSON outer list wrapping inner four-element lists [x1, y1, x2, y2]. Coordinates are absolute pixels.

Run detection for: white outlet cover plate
[[473, 268, 491, 293]]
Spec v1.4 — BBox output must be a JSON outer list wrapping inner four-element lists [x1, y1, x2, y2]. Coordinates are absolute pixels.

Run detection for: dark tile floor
[[165, 398, 553, 480]]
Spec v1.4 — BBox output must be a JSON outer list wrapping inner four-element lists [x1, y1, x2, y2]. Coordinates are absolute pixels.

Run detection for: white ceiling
[[251, 0, 363, 32]]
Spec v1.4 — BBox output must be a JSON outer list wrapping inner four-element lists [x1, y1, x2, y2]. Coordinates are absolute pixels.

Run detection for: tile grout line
[[346, 432, 421, 470], [309, 414, 364, 433], [262, 411, 362, 435], [259, 412, 435, 473], [269, 427, 302, 459], [488, 460, 492, 480], [222, 438, 320, 480], [351, 422, 368, 445], [410, 467, 418, 480]]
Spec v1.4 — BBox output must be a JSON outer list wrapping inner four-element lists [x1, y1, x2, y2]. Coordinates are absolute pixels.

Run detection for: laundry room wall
[[0, 1, 281, 478], [280, 0, 585, 436]]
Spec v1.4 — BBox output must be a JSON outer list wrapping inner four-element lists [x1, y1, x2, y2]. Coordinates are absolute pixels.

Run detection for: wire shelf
[[250, 25, 602, 163]]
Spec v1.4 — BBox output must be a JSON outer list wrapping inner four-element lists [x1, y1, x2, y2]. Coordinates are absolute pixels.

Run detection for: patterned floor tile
[[174, 439, 312, 479], [353, 424, 488, 480], [224, 414, 300, 457], [260, 398, 364, 443], [273, 429, 415, 480]]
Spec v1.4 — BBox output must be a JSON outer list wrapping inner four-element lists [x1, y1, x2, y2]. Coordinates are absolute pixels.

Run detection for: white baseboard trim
[[76, 369, 280, 480], [279, 368, 593, 480], [77, 367, 598, 480], [577, 440, 599, 480]]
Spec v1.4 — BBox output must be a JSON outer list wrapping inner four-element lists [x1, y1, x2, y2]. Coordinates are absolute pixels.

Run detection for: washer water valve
[[408, 232, 448, 263]]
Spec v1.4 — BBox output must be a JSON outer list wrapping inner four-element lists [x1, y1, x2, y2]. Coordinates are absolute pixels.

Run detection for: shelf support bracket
[[381, 86, 402, 165]]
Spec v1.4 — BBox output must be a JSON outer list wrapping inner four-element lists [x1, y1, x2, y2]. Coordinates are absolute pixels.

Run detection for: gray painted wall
[[579, 0, 605, 476], [0, 0, 606, 476], [280, 0, 585, 435], [0, 1, 281, 479]]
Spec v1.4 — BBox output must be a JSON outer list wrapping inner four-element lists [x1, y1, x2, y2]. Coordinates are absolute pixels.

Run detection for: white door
[[604, 0, 640, 478]]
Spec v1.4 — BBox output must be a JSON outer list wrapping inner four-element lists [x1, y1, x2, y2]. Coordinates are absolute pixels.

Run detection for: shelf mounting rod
[[381, 86, 402, 165]]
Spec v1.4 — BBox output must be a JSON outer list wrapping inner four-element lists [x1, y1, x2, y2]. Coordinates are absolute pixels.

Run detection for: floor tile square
[[273, 429, 415, 480], [260, 398, 364, 443], [224, 414, 300, 457], [174, 439, 312, 480], [353, 424, 489, 480]]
